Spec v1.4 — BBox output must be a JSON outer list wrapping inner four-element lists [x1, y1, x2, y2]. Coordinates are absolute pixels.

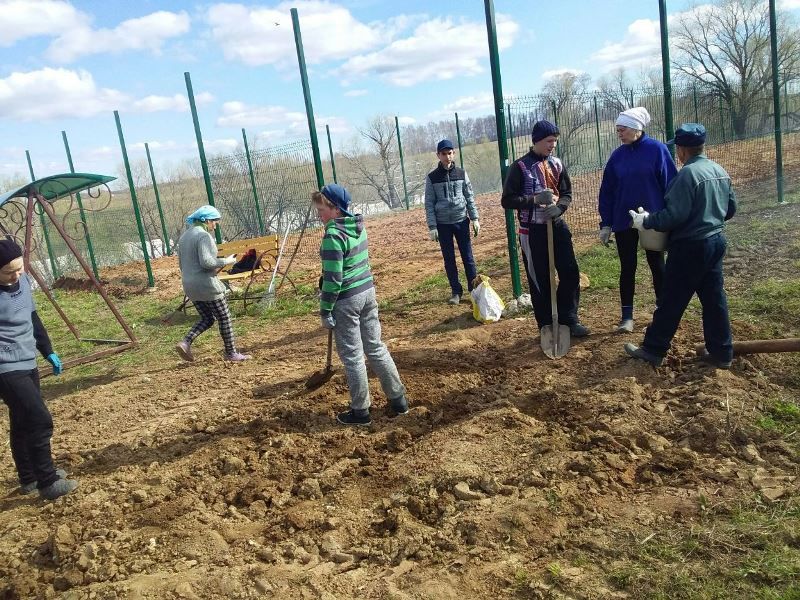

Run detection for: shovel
[[540, 217, 571, 359], [305, 329, 336, 389]]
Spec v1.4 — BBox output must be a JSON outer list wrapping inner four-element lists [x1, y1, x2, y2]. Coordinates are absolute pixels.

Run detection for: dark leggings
[[615, 228, 665, 308]]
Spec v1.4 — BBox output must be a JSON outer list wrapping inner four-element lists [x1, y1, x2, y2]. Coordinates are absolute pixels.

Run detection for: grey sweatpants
[[332, 288, 406, 412]]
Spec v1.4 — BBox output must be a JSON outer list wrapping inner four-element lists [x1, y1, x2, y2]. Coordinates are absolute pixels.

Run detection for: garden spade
[[305, 330, 336, 389], [540, 217, 571, 359]]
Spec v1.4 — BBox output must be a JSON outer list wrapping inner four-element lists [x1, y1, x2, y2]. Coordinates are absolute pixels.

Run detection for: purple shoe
[[176, 341, 194, 362], [224, 352, 252, 362]]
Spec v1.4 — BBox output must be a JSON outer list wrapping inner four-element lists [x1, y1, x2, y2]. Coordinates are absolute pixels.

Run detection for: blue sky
[[2, 0, 799, 183]]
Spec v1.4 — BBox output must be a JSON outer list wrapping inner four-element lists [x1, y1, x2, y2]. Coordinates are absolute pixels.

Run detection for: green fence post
[[784, 71, 790, 131], [629, 89, 635, 109], [658, 0, 675, 155], [455, 112, 464, 168], [144, 143, 172, 256], [241, 129, 266, 235], [291, 9, 325, 190], [61, 131, 100, 278], [551, 100, 560, 157], [719, 97, 727, 143], [25, 151, 60, 279], [693, 85, 699, 123], [484, 0, 521, 298], [507, 103, 517, 159], [394, 116, 410, 210], [325, 125, 338, 183], [184, 71, 221, 243], [768, 0, 785, 204], [115, 111, 155, 288], [593, 96, 603, 166]]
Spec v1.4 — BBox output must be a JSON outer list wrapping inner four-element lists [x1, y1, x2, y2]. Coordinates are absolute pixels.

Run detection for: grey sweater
[[178, 225, 228, 301], [0, 275, 52, 375]]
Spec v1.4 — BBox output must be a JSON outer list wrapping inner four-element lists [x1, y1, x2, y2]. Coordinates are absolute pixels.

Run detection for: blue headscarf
[[186, 205, 221, 224]]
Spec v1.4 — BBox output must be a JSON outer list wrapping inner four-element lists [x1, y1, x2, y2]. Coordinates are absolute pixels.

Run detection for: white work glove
[[599, 226, 612, 246], [428, 228, 439, 242], [542, 203, 562, 220], [472, 221, 480, 237], [628, 206, 649, 231], [223, 254, 237, 265], [320, 314, 336, 330]]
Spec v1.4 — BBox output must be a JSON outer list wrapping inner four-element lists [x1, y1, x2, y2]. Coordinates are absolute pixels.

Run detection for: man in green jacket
[[624, 123, 736, 369]]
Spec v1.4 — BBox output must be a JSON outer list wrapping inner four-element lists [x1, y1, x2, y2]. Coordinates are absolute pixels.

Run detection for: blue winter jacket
[[598, 134, 678, 232], [424, 163, 479, 228]]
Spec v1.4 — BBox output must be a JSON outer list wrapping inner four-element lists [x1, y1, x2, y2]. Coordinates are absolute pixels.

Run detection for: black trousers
[[523, 220, 580, 329], [0, 368, 58, 489], [615, 228, 665, 308]]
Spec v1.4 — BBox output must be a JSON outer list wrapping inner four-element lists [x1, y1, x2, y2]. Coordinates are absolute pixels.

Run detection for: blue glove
[[47, 352, 63, 376], [320, 314, 336, 330], [543, 203, 562, 219]]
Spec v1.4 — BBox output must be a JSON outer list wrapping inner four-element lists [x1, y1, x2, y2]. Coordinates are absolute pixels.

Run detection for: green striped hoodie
[[319, 215, 374, 315]]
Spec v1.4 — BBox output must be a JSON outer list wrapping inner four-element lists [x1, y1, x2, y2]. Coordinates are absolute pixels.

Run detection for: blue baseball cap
[[321, 184, 353, 216], [436, 139, 454, 152], [667, 123, 706, 147]]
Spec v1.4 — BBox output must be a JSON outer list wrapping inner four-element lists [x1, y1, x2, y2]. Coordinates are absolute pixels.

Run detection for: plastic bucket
[[639, 228, 668, 251]]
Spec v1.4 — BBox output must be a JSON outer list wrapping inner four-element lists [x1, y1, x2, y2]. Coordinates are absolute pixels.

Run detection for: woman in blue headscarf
[[175, 205, 251, 362]]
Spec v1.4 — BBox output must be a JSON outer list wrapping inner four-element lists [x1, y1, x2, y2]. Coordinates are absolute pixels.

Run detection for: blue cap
[[321, 184, 353, 216], [436, 139, 454, 153], [666, 123, 706, 147], [186, 204, 221, 224], [531, 120, 560, 143]]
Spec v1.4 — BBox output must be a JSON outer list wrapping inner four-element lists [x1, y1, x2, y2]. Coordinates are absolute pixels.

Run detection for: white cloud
[[0, 68, 213, 121], [0, 0, 84, 47], [779, 0, 800, 8], [339, 15, 519, 87], [397, 116, 415, 125], [45, 10, 191, 63], [217, 101, 307, 129], [443, 92, 494, 114], [343, 89, 368, 97], [204, 139, 240, 154], [541, 68, 586, 80], [207, 1, 387, 66], [590, 19, 661, 72]]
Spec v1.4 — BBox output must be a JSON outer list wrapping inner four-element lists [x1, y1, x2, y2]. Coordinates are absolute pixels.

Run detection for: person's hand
[[223, 254, 237, 265], [320, 314, 336, 330], [542, 203, 562, 220], [428, 229, 439, 242], [534, 190, 554, 205], [599, 226, 612, 246], [629, 206, 649, 230], [46, 352, 62, 376], [472, 221, 480, 237]]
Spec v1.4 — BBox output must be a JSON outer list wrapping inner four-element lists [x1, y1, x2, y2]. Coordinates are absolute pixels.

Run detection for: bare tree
[[342, 116, 404, 209], [672, 0, 800, 137], [541, 73, 595, 167]]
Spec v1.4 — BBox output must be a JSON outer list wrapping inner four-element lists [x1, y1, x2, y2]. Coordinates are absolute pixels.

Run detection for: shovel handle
[[325, 329, 333, 369]]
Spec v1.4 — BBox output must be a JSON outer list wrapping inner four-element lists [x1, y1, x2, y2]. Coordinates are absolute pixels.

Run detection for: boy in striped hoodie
[[315, 184, 408, 426]]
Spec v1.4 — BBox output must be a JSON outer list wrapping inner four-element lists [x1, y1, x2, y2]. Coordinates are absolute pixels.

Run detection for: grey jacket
[[178, 225, 228, 301], [424, 163, 479, 228]]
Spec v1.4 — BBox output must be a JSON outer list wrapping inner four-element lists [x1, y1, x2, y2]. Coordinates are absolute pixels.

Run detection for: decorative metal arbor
[[0, 173, 137, 372]]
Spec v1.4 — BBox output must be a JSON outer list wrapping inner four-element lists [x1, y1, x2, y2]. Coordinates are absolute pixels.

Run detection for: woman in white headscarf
[[597, 107, 677, 332]]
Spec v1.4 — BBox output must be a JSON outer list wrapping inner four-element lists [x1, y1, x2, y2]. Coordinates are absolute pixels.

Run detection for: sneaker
[[624, 342, 663, 367], [224, 352, 252, 362], [20, 469, 67, 495], [448, 294, 461, 305], [176, 341, 194, 362], [336, 409, 372, 426], [696, 348, 732, 369], [616, 319, 635, 333], [390, 399, 409, 416], [569, 322, 591, 337], [39, 478, 78, 500]]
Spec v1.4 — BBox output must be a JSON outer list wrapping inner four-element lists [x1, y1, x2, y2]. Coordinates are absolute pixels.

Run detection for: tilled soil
[[1, 194, 798, 600]]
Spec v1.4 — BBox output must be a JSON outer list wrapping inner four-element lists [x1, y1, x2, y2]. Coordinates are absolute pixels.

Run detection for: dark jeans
[[0, 368, 59, 489], [437, 219, 478, 297], [615, 227, 665, 308], [642, 233, 733, 361], [525, 220, 580, 329]]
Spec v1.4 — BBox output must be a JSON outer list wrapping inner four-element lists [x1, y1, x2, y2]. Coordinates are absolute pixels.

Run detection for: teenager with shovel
[[501, 120, 590, 350]]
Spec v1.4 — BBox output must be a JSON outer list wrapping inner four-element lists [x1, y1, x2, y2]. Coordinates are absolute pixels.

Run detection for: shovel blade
[[540, 324, 571, 359], [304, 366, 336, 390]]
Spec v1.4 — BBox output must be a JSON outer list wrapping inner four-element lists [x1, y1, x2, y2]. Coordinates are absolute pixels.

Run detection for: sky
[[2, 0, 799, 184]]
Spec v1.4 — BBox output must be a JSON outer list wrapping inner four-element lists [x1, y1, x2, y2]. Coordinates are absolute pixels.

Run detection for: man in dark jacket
[[625, 123, 736, 368], [425, 139, 480, 305], [501, 120, 589, 337]]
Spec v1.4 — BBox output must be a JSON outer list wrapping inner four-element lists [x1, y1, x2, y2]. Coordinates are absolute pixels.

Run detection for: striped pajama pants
[[183, 298, 238, 355]]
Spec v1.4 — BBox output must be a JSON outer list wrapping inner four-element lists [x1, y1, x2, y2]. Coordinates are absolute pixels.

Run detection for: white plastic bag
[[470, 275, 505, 323]]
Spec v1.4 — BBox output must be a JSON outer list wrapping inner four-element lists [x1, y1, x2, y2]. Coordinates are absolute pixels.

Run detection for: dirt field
[[1, 194, 798, 599]]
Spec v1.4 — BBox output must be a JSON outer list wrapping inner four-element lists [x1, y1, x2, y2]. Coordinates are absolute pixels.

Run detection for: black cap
[[666, 123, 706, 147], [0, 238, 23, 269]]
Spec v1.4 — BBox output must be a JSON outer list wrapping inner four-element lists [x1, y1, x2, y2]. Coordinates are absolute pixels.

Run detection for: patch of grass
[[756, 396, 800, 439], [727, 278, 800, 335], [576, 244, 620, 290]]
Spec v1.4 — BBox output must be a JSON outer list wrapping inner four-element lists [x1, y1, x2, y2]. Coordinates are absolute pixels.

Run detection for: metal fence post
[[25, 151, 60, 279], [325, 124, 338, 183], [455, 112, 464, 168], [395, 116, 410, 210], [658, 0, 675, 154], [144, 143, 172, 256], [719, 97, 727, 143], [693, 85, 699, 123], [115, 111, 155, 288], [768, 0, 785, 204], [61, 131, 100, 278], [185, 71, 221, 243], [241, 129, 266, 235], [551, 100, 560, 158], [593, 95, 603, 166], [484, 0, 522, 298], [507, 103, 517, 159]]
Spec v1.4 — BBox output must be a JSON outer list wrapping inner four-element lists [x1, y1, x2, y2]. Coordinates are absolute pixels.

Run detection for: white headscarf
[[616, 107, 651, 131]]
